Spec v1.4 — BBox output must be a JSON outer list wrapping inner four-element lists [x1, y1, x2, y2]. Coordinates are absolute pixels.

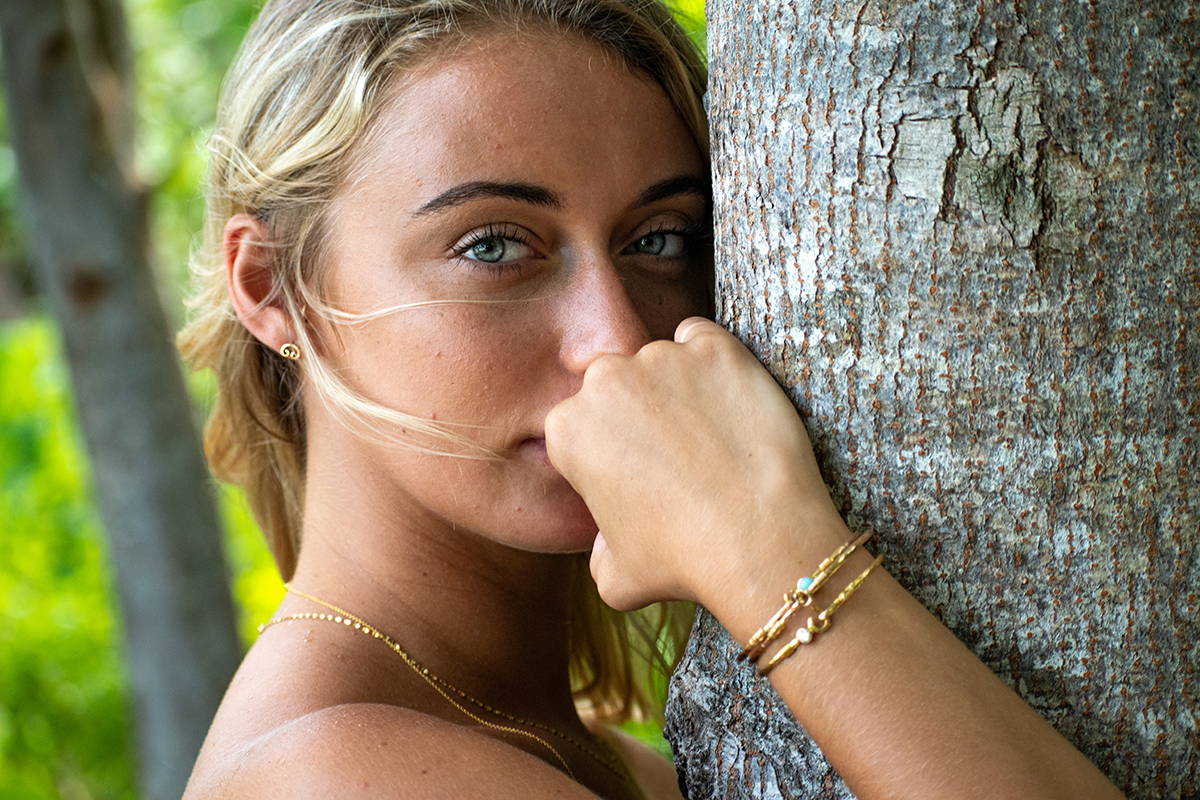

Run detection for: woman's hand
[[544, 316, 847, 610], [548, 318, 1127, 800]]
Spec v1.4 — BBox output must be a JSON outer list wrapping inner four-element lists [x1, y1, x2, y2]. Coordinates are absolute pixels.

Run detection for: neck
[[288, 460, 585, 723]]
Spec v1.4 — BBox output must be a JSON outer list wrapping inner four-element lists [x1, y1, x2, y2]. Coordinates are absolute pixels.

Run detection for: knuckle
[[695, 329, 746, 366], [590, 560, 647, 612], [637, 339, 675, 362], [594, 580, 637, 612], [544, 402, 571, 441], [583, 352, 625, 385], [691, 327, 729, 353], [675, 315, 713, 341]]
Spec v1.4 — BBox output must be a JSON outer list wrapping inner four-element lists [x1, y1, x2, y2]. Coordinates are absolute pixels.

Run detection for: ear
[[225, 213, 292, 354]]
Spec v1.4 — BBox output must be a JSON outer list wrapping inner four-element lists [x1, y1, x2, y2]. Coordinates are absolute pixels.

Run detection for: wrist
[[694, 505, 855, 646]]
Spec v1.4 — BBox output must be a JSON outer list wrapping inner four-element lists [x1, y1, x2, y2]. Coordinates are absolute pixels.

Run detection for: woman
[[178, 0, 1124, 797]]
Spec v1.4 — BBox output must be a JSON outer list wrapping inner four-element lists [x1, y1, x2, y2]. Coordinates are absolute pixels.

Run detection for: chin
[[502, 491, 600, 555]]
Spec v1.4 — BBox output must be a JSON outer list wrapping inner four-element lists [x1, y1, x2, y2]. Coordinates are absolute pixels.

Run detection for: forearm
[[705, 515, 1125, 800], [544, 317, 1125, 795]]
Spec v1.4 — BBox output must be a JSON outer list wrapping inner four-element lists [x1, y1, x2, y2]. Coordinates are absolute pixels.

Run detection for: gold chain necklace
[[256, 583, 631, 786]]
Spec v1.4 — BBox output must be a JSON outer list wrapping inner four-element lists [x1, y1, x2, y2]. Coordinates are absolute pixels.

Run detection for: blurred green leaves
[[671, 0, 706, 53], [0, 1, 705, 796], [0, 319, 282, 798], [1, 2, 271, 794], [0, 318, 136, 800], [129, 0, 260, 310]]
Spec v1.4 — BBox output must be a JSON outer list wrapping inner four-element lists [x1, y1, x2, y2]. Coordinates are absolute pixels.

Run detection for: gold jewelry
[[257, 584, 630, 785], [738, 529, 874, 662], [758, 553, 885, 676], [279, 342, 301, 359]]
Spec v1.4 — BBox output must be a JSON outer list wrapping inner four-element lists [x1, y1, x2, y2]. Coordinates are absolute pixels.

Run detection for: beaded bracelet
[[757, 553, 884, 676], [737, 529, 875, 663]]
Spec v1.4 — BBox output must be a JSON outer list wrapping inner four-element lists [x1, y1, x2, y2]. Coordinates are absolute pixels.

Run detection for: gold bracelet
[[757, 553, 885, 676], [737, 529, 874, 663]]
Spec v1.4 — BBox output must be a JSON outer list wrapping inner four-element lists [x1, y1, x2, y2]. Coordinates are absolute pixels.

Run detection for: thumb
[[674, 316, 719, 344], [589, 529, 609, 579], [588, 530, 634, 611]]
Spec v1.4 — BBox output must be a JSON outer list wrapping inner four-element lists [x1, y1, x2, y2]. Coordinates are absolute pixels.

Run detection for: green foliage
[[668, 0, 707, 55], [128, 0, 262, 317], [0, 318, 136, 800], [0, 1, 274, 794], [0, 317, 282, 799], [0, 1, 705, 795]]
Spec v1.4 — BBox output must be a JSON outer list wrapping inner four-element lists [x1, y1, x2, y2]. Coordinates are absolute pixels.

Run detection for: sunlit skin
[[190, 24, 1126, 800], [193, 27, 709, 800]]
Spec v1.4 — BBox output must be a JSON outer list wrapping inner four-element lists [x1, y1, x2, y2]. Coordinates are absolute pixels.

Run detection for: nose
[[558, 258, 652, 375]]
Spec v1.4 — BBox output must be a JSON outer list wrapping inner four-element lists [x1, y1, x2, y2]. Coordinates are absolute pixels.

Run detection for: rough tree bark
[[664, 1, 1198, 798], [0, 2, 240, 798]]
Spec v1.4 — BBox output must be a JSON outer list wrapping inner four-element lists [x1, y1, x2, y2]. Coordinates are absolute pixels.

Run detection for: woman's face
[[309, 28, 711, 554]]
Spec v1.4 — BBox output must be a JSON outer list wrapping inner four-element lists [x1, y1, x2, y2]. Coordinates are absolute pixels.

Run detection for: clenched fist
[[545, 317, 847, 611]]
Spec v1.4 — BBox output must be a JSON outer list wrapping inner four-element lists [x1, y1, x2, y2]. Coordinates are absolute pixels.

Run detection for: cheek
[[351, 306, 555, 429], [629, 277, 713, 340]]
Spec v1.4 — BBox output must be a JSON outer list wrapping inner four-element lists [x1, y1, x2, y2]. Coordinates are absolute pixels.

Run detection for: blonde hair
[[177, 0, 709, 723]]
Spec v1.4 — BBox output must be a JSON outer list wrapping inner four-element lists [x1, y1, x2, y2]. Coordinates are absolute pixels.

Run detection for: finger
[[588, 532, 609, 575], [543, 398, 576, 475], [589, 530, 610, 589], [674, 316, 718, 343]]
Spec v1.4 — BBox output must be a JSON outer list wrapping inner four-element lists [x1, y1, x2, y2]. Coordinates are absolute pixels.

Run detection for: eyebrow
[[410, 174, 710, 217], [634, 175, 710, 207], [412, 181, 562, 216]]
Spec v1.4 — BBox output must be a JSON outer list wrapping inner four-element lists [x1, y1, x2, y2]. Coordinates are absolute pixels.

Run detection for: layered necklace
[[257, 584, 639, 794]]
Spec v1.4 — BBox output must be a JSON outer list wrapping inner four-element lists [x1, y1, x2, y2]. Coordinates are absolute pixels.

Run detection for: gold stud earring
[[280, 343, 301, 360]]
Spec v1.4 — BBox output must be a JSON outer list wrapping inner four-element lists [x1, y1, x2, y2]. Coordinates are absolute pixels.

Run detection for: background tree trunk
[[0, 2, 240, 798], [664, 1, 1198, 797]]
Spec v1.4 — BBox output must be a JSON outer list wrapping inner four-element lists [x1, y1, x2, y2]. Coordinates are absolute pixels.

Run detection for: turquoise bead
[[797, 576, 814, 591]]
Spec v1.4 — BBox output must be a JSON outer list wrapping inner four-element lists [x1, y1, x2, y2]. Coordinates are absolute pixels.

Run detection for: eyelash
[[634, 222, 708, 256], [450, 220, 710, 276], [451, 223, 532, 275]]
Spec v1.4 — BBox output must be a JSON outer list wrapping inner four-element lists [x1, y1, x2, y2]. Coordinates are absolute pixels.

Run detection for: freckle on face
[[308, 29, 710, 553]]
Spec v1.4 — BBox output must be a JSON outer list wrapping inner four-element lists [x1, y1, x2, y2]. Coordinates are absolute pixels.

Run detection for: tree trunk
[[664, 1, 1198, 798], [0, 2, 240, 798]]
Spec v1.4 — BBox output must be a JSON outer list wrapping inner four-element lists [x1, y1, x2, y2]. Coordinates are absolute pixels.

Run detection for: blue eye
[[626, 225, 701, 259], [630, 231, 687, 257], [452, 223, 534, 272], [464, 236, 529, 263]]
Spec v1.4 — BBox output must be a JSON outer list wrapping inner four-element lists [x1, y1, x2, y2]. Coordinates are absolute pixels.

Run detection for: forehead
[[341, 29, 703, 209]]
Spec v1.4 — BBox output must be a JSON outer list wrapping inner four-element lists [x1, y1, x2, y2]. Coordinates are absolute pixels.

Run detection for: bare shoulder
[[589, 722, 685, 800], [184, 703, 599, 800]]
